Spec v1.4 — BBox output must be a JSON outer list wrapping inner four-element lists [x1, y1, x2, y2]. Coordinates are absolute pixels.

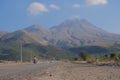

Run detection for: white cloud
[[28, 2, 48, 15], [72, 15, 81, 19], [72, 4, 80, 8], [86, 0, 108, 6], [49, 4, 60, 10]]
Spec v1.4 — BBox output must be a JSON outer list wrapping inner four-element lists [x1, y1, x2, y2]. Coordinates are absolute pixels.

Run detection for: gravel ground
[[0, 61, 120, 80]]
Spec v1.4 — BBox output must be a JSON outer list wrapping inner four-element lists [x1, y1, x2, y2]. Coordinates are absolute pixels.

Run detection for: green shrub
[[110, 53, 116, 59], [79, 51, 90, 61]]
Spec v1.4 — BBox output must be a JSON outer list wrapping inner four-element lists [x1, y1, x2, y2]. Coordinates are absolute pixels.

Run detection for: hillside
[[13, 18, 120, 48], [0, 32, 8, 38], [0, 29, 77, 61], [24, 25, 52, 42], [50, 19, 120, 47], [0, 18, 120, 61], [0, 42, 77, 61]]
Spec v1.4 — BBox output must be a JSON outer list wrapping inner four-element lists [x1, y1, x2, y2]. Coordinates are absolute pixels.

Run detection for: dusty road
[[0, 61, 120, 80]]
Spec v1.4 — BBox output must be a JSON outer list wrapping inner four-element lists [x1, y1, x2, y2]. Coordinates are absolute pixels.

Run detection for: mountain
[[0, 27, 77, 61], [50, 19, 120, 47], [1, 18, 120, 48], [0, 32, 8, 38], [1, 18, 120, 61], [24, 25, 52, 41], [0, 30, 48, 45]]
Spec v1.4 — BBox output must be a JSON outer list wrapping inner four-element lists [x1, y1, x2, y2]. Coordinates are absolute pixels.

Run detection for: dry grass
[[0, 60, 31, 65]]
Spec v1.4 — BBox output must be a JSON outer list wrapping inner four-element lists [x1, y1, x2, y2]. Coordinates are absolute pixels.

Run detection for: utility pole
[[20, 42, 23, 63], [31, 52, 32, 63]]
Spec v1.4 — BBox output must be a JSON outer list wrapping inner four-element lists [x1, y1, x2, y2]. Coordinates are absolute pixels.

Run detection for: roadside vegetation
[[72, 51, 120, 64]]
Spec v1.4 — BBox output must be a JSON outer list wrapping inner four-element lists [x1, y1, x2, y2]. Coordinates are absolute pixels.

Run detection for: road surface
[[0, 61, 120, 80]]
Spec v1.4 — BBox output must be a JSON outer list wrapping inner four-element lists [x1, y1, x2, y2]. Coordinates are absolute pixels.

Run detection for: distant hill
[[0, 18, 120, 61], [0, 32, 8, 38], [68, 46, 110, 54], [0, 42, 77, 61]]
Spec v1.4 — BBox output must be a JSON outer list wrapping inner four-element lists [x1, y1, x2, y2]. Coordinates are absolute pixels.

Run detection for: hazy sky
[[0, 0, 120, 34]]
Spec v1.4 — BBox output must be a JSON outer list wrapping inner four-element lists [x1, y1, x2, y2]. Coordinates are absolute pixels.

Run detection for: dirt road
[[0, 61, 120, 80]]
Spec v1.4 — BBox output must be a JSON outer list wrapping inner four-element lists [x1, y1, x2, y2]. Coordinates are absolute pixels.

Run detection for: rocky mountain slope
[[49, 19, 120, 47], [0, 32, 8, 38], [1, 18, 120, 48], [0, 18, 120, 61]]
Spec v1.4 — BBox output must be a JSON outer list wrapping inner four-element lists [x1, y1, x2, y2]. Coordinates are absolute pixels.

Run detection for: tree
[[110, 53, 116, 59], [104, 54, 108, 58], [118, 54, 120, 59], [79, 51, 90, 61]]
